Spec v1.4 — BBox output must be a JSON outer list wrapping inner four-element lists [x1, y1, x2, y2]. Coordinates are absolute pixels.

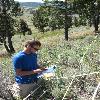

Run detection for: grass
[[0, 25, 100, 99], [0, 26, 99, 76]]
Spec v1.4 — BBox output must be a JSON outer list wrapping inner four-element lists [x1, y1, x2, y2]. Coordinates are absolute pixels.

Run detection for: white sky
[[15, 0, 64, 2], [15, 0, 43, 2]]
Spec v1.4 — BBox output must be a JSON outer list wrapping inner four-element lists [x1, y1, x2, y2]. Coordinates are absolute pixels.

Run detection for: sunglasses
[[32, 47, 40, 51]]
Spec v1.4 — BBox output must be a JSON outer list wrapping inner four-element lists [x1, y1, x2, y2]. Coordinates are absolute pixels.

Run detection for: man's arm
[[38, 65, 48, 71], [37, 63, 48, 70], [16, 68, 43, 76]]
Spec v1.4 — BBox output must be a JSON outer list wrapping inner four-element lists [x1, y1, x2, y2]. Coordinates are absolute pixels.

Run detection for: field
[[0, 25, 100, 100]]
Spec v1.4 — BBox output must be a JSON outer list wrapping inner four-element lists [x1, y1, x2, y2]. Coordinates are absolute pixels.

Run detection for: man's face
[[31, 45, 41, 53]]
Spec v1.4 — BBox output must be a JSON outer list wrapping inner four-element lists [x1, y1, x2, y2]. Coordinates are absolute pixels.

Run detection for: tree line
[[33, 0, 100, 40], [0, 0, 100, 53]]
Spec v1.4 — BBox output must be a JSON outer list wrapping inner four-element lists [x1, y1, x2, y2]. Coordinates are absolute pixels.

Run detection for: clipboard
[[37, 65, 56, 79]]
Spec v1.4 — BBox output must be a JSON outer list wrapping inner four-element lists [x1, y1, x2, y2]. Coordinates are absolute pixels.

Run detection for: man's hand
[[33, 69, 43, 74], [39, 67, 48, 71]]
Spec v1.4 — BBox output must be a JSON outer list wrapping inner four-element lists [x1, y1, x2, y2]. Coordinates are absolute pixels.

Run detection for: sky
[[15, 0, 43, 2], [15, 0, 64, 3]]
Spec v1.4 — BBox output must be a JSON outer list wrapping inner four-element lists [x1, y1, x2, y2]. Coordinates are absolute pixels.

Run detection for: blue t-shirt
[[12, 51, 39, 84]]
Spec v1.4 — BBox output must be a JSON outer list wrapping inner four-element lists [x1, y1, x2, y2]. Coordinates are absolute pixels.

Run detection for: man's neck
[[23, 48, 31, 54]]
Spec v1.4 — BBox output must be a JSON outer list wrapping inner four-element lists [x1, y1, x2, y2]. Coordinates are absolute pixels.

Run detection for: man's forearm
[[16, 70, 33, 76], [16, 69, 43, 76], [39, 66, 47, 70]]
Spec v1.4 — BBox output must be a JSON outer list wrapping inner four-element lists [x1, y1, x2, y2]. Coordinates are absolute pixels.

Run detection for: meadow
[[0, 25, 100, 100]]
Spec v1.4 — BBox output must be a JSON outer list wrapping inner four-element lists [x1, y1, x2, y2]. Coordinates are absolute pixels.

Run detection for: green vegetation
[[0, 0, 21, 53], [32, 0, 100, 40], [0, 0, 100, 99], [1, 26, 100, 99]]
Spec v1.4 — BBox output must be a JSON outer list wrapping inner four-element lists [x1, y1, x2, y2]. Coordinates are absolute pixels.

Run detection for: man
[[12, 40, 46, 99]]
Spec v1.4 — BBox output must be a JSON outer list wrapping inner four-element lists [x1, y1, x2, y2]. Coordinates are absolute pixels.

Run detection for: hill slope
[[19, 2, 43, 9]]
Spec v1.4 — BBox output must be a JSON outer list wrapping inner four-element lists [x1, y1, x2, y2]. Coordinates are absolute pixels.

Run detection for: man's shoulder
[[13, 51, 25, 59]]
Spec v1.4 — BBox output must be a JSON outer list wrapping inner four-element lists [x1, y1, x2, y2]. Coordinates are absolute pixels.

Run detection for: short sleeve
[[12, 56, 22, 69]]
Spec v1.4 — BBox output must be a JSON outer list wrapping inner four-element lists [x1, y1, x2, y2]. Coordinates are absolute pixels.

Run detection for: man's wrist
[[32, 70, 36, 74]]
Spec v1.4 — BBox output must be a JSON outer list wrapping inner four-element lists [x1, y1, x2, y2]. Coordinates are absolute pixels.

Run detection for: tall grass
[[0, 26, 100, 99]]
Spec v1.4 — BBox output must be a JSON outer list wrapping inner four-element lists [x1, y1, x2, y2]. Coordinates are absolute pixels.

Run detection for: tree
[[32, 6, 49, 32], [18, 19, 32, 36], [32, 0, 72, 40], [50, 0, 73, 40], [0, 0, 21, 53], [73, 0, 100, 33], [48, 4, 65, 31], [33, 0, 100, 40]]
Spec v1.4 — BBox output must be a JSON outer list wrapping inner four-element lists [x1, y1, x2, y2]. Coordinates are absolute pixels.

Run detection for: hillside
[[19, 2, 43, 9], [0, 27, 100, 99]]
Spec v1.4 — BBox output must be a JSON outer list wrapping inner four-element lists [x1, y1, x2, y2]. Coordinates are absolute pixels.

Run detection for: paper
[[37, 65, 56, 78]]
